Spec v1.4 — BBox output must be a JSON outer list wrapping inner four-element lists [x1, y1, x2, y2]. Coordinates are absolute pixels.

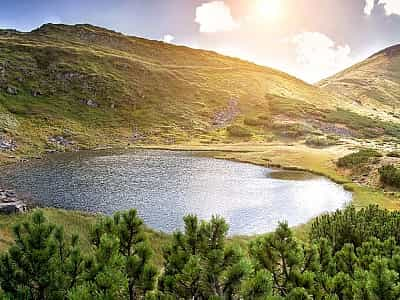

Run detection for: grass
[[0, 209, 96, 252], [305, 135, 339, 147], [227, 125, 253, 138], [0, 208, 170, 267], [0, 143, 399, 262], [325, 109, 400, 138], [0, 23, 341, 159], [0, 24, 400, 255], [319, 44, 400, 114], [0, 23, 397, 162]]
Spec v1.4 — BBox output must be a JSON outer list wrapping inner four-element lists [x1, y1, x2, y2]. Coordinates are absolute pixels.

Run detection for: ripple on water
[[0, 150, 352, 235]]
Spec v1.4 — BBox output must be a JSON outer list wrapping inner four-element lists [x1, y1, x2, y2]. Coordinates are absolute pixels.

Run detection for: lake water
[[0, 150, 351, 235]]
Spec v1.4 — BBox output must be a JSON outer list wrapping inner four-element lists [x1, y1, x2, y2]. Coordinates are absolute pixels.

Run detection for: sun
[[256, 0, 282, 20]]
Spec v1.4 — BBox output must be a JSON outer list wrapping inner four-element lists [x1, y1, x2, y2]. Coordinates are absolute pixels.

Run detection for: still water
[[0, 150, 351, 235]]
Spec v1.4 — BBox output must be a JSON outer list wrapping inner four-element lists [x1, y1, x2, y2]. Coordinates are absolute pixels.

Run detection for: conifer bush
[[337, 149, 381, 168], [379, 165, 400, 188], [2, 205, 400, 299]]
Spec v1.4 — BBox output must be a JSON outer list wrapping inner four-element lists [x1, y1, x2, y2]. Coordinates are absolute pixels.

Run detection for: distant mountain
[[0, 24, 397, 158], [319, 44, 400, 111]]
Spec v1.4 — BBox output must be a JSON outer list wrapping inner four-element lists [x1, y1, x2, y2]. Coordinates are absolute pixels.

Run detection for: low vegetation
[[0, 24, 397, 163], [2, 205, 400, 299], [379, 165, 400, 188], [326, 109, 400, 138], [337, 149, 382, 169], [387, 151, 400, 158], [243, 117, 269, 127], [305, 135, 339, 147], [319, 44, 400, 109], [0, 23, 353, 161], [226, 125, 253, 138]]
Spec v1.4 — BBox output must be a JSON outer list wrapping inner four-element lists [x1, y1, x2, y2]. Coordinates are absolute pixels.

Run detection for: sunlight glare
[[256, 0, 282, 21]]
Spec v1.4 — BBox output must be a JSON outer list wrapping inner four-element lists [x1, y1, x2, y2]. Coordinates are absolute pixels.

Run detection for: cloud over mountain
[[291, 32, 354, 83], [364, 0, 400, 16], [195, 1, 239, 33]]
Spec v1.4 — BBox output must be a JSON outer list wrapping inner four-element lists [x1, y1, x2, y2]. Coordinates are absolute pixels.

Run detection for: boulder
[[6, 86, 18, 95], [0, 201, 27, 214], [0, 137, 17, 151], [0, 189, 27, 214], [48, 135, 74, 147], [31, 89, 43, 97], [80, 99, 99, 108]]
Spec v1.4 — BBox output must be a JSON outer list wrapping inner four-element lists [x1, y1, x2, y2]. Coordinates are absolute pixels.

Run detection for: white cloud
[[364, 0, 400, 16], [163, 34, 175, 43], [195, 1, 239, 33], [290, 32, 354, 83], [364, 0, 375, 15]]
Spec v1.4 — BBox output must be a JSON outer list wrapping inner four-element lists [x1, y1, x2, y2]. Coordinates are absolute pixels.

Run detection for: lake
[[0, 150, 351, 235]]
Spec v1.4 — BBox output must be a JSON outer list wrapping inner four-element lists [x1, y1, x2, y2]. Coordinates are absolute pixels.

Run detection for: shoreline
[[0, 142, 398, 236]]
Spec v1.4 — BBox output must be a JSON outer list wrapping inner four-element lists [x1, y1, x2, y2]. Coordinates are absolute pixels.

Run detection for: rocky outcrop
[[213, 99, 240, 127], [48, 135, 75, 147], [0, 189, 27, 214], [31, 89, 43, 97], [0, 137, 17, 151], [131, 127, 145, 142], [6, 86, 18, 95], [79, 99, 99, 108]]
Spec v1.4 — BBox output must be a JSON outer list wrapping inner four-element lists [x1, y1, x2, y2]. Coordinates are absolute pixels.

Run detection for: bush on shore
[[379, 165, 400, 188], [305, 135, 339, 147], [2, 205, 400, 299], [337, 149, 381, 168]]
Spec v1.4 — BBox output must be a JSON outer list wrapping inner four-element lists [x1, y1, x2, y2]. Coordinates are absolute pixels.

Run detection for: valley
[[0, 20, 399, 299], [0, 24, 399, 224]]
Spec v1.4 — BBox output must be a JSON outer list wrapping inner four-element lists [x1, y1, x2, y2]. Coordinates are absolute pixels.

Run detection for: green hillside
[[319, 44, 400, 117], [0, 24, 398, 160]]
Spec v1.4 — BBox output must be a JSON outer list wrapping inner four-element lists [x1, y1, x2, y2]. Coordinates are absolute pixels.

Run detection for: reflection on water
[[0, 150, 352, 235]]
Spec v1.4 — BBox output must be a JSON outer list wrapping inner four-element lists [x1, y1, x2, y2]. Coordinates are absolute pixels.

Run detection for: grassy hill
[[319, 44, 400, 117], [0, 24, 399, 161]]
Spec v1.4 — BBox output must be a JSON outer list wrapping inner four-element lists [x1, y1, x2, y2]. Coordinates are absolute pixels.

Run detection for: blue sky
[[1, 0, 399, 82]]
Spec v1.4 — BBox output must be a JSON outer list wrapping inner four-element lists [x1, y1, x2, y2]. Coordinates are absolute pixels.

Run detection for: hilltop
[[0, 24, 399, 160], [319, 44, 400, 116]]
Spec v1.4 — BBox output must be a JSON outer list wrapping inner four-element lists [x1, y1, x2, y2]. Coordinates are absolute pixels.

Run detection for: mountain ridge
[[0, 23, 398, 160], [319, 43, 400, 111]]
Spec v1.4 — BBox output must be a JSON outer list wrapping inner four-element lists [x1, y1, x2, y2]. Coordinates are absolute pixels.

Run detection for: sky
[[0, 0, 399, 83]]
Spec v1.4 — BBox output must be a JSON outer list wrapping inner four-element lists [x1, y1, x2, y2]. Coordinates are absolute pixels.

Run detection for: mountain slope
[[319, 44, 400, 113], [0, 24, 398, 159]]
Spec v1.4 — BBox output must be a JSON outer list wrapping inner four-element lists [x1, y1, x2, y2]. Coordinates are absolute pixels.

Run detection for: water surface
[[0, 150, 351, 235]]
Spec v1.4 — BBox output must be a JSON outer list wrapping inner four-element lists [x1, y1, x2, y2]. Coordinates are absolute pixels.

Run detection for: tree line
[[1, 205, 400, 299]]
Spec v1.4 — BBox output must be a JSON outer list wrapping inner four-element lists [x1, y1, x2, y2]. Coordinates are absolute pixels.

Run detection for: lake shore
[[1, 141, 399, 210], [133, 143, 400, 209], [0, 142, 398, 258]]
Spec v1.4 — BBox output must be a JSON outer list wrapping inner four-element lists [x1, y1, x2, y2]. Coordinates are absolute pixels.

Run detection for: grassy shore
[[0, 141, 399, 255]]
